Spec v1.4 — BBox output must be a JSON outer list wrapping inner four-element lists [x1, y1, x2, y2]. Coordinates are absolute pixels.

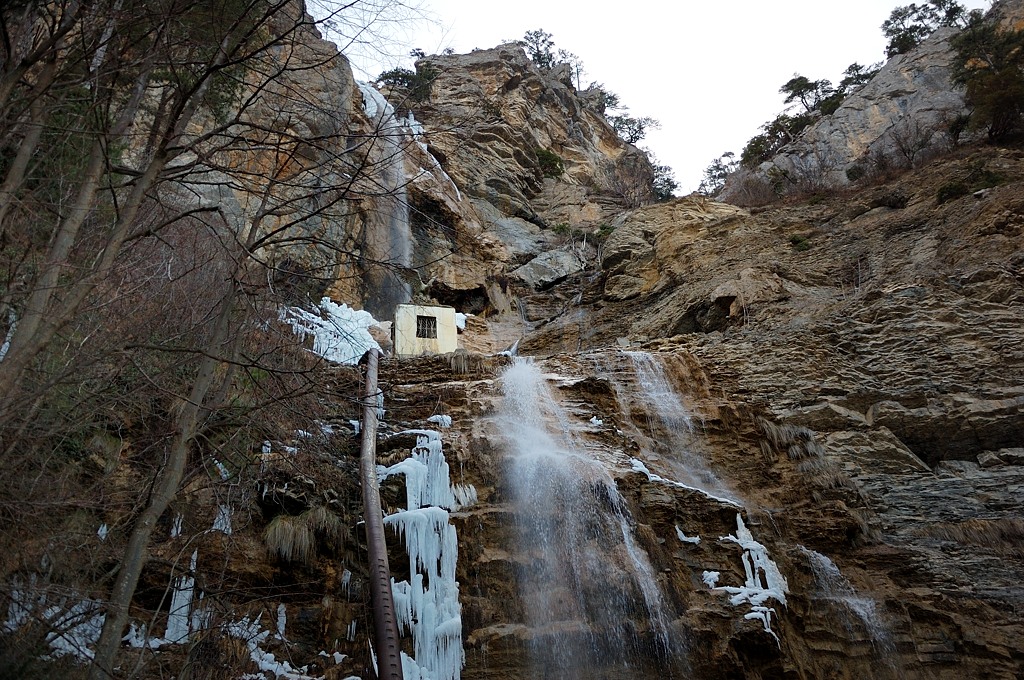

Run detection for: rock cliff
[[721, 0, 1024, 202], [3, 2, 1023, 679]]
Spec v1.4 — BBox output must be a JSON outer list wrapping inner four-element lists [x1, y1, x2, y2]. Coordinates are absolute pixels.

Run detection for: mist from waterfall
[[358, 82, 412, 320], [498, 358, 683, 678]]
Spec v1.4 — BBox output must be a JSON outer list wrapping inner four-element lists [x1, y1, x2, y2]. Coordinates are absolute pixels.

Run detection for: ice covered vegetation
[[281, 298, 382, 365]]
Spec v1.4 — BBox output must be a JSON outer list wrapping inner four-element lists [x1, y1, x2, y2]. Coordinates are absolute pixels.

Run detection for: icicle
[[268, 605, 282, 641], [165, 551, 198, 643], [171, 514, 183, 538], [0, 309, 16, 363], [213, 505, 232, 534], [213, 459, 231, 480], [711, 514, 788, 642], [380, 429, 465, 680]]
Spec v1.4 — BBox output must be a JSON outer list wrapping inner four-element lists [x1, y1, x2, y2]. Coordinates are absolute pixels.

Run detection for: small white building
[[393, 304, 458, 358]]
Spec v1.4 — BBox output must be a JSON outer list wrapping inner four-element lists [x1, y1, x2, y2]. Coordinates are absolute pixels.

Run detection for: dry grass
[[264, 506, 348, 564], [758, 418, 854, 491], [918, 518, 1024, 558]]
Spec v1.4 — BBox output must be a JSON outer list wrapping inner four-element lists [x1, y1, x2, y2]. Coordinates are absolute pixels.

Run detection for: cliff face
[[406, 142, 1024, 679], [5, 3, 1024, 679], [720, 27, 968, 201]]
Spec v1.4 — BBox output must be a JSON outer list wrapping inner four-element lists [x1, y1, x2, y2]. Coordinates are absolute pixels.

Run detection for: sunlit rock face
[[407, 45, 654, 242]]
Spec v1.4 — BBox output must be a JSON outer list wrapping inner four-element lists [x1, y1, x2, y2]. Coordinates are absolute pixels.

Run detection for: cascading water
[[498, 358, 683, 678], [357, 82, 412, 320], [800, 547, 900, 674], [617, 351, 737, 503]]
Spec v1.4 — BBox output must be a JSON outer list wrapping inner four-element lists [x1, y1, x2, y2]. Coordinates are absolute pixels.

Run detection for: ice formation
[[711, 514, 788, 642], [676, 526, 701, 544], [281, 297, 381, 365], [630, 458, 741, 507], [225, 615, 316, 680], [0, 310, 16, 363], [276, 603, 287, 639], [213, 505, 232, 534], [427, 414, 452, 428], [4, 577, 105, 661], [380, 429, 465, 680], [165, 551, 198, 643]]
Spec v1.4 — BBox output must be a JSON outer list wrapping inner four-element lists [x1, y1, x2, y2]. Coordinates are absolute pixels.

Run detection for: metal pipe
[[358, 348, 404, 680]]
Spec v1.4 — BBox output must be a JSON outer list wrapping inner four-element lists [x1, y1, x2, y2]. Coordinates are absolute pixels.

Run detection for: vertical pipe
[[359, 348, 405, 680]]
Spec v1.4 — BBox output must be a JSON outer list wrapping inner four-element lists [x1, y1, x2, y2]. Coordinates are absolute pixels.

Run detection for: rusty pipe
[[359, 348, 404, 680]]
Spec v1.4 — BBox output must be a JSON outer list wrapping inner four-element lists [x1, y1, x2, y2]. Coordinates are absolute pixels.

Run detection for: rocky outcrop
[[722, 27, 968, 200], [721, 0, 1024, 202], [411, 46, 654, 224]]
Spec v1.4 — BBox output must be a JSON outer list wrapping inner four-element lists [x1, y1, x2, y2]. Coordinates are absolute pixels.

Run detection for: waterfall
[[617, 351, 737, 503], [498, 358, 682, 678], [800, 547, 900, 671], [358, 82, 412, 320]]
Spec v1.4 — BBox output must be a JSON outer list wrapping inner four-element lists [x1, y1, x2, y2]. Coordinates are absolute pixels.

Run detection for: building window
[[416, 315, 437, 339]]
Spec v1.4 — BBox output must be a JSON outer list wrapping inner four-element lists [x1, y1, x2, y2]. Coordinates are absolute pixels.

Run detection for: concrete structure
[[393, 304, 458, 358]]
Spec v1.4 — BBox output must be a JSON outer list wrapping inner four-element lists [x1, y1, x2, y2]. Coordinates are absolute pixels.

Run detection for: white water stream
[[358, 83, 412, 320], [801, 546, 901, 674], [498, 359, 682, 678], [616, 351, 737, 503]]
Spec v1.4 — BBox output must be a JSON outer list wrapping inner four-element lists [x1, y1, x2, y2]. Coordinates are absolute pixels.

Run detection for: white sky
[[334, 0, 991, 193]]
